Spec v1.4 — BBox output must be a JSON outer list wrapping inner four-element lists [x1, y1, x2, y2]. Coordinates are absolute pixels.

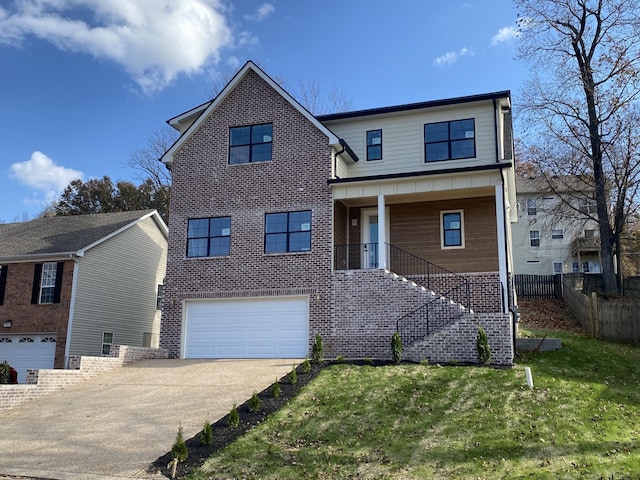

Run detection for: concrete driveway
[[0, 358, 300, 479]]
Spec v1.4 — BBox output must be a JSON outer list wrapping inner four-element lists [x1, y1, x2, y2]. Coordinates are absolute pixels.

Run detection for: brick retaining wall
[[0, 345, 168, 410]]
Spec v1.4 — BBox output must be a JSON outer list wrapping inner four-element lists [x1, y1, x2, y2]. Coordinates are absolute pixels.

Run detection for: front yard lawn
[[179, 300, 640, 479]]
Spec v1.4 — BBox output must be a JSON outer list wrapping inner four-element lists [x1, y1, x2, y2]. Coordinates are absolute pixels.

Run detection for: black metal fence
[[514, 274, 562, 299]]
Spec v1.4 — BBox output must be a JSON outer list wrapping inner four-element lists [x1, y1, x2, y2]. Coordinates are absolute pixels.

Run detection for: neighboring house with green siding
[[0, 210, 167, 382]]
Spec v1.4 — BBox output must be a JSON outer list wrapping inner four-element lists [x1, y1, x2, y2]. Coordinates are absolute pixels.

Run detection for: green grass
[[191, 329, 640, 479]]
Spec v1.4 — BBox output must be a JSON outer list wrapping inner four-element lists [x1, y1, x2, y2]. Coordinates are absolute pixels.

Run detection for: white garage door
[[0, 334, 56, 383], [184, 297, 309, 358]]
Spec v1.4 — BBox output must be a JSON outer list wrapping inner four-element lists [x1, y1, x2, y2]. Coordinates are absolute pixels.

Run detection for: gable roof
[[160, 61, 352, 167], [0, 210, 167, 262]]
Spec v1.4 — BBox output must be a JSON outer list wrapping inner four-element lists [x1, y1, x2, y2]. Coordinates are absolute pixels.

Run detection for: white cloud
[[491, 26, 519, 45], [0, 0, 233, 94], [10, 151, 84, 204], [244, 3, 275, 21], [433, 48, 474, 67]]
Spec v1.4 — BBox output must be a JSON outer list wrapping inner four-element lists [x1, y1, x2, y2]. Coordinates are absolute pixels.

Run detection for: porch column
[[495, 186, 509, 312], [378, 194, 387, 269]]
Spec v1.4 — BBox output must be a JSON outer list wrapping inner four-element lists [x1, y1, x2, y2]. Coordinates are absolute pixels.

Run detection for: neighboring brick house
[[160, 61, 518, 365], [0, 210, 167, 382]]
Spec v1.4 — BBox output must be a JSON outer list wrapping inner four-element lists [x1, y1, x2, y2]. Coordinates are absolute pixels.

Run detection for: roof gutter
[[0, 252, 82, 264]]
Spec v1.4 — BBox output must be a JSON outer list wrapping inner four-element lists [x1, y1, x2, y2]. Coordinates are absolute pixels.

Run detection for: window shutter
[[31, 264, 43, 304], [0, 265, 7, 305], [53, 262, 65, 304]]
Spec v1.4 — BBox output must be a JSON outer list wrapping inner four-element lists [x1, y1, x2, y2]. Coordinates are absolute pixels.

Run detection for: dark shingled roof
[[0, 210, 157, 258]]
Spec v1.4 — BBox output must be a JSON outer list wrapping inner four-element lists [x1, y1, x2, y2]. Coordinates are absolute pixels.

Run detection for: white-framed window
[[39, 262, 57, 304], [553, 262, 563, 274], [102, 332, 114, 356], [529, 230, 540, 247], [578, 197, 597, 214], [551, 229, 564, 239], [572, 261, 580, 273], [440, 210, 465, 249], [527, 198, 537, 216]]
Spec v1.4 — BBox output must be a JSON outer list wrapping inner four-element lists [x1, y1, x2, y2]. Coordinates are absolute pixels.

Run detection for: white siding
[[68, 217, 167, 356], [325, 101, 500, 178]]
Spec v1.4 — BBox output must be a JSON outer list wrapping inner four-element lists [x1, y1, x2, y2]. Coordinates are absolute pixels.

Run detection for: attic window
[[229, 123, 272, 164]]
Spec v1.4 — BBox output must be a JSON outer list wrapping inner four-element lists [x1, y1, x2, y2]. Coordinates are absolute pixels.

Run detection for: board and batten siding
[[68, 216, 167, 357], [327, 101, 499, 178]]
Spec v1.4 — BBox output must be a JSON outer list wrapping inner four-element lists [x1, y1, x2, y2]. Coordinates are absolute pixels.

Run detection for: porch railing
[[396, 284, 470, 343], [334, 243, 470, 306]]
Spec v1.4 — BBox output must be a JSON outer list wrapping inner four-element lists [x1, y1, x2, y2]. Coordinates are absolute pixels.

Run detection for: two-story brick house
[[160, 61, 517, 365], [0, 210, 167, 381]]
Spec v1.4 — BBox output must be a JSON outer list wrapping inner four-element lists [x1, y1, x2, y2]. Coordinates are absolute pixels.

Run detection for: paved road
[[0, 358, 299, 479]]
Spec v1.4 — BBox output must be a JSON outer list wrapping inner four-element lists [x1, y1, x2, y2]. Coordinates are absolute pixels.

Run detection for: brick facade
[[160, 70, 334, 358], [0, 260, 74, 369]]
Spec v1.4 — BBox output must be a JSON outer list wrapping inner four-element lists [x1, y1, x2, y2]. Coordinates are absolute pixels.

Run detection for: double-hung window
[[187, 217, 231, 257], [424, 119, 475, 162], [229, 123, 272, 164], [527, 198, 537, 216], [441, 210, 464, 248], [530, 230, 540, 247], [551, 229, 564, 239], [265, 211, 312, 253], [366, 129, 382, 161], [39, 262, 57, 304], [102, 332, 114, 356]]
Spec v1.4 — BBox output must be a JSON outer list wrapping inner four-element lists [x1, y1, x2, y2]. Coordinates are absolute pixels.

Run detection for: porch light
[[3, 320, 11, 328]]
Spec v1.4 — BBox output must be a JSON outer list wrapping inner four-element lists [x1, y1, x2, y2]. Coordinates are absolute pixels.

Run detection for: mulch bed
[[147, 360, 391, 479]]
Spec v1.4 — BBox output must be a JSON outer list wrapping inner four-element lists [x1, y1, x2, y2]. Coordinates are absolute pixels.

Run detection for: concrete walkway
[[0, 358, 300, 479]]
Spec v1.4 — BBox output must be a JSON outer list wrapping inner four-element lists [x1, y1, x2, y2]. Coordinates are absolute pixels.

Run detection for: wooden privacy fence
[[515, 274, 562, 299]]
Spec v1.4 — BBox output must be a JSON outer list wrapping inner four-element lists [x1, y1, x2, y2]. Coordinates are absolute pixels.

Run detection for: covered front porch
[[331, 177, 512, 314]]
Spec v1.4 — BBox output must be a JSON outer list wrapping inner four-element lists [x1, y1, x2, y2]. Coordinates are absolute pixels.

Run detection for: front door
[[362, 209, 379, 268]]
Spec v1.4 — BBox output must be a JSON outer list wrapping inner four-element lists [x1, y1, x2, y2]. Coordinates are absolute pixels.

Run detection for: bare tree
[[515, 0, 640, 294], [126, 126, 176, 189]]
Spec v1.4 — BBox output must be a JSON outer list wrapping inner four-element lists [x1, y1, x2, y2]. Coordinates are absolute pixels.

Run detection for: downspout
[[500, 171, 518, 360], [64, 253, 81, 368]]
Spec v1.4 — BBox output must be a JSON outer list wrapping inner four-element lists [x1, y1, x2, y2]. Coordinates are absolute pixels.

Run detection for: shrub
[[171, 426, 188, 462], [363, 357, 373, 365], [249, 391, 260, 412], [391, 332, 403, 364], [335, 355, 345, 363], [289, 365, 297, 385], [311, 334, 323, 363], [476, 326, 491, 364], [200, 421, 212, 445], [301, 358, 311, 374], [271, 379, 281, 398], [228, 404, 240, 428], [0, 361, 10, 384]]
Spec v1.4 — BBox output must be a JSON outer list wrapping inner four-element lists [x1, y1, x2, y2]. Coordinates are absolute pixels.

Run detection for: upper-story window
[[424, 119, 475, 162], [527, 198, 537, 216], [530, 230, 540, 247], [187, 217, 231, 257], [265, 211, 312, 253], [366, 130, 382, 161], [578, 197, 597, 214], [39, 262, 57, 304], [229, 123, 272, 164]]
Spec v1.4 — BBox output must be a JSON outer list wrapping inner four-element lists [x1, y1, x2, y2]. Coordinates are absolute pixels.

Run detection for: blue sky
[[0, 0, 525, 223]]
